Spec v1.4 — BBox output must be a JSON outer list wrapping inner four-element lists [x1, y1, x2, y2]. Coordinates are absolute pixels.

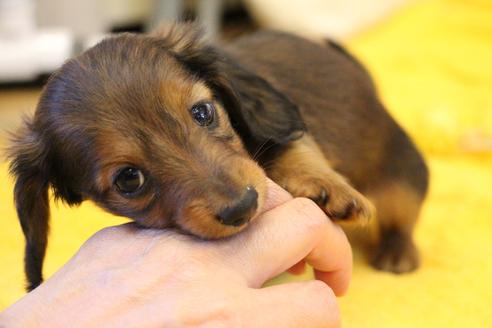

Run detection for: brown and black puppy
[[8, 24, 428, 291]]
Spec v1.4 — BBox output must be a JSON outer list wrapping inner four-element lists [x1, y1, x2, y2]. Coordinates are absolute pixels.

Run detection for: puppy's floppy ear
[[8, 117, 83, 291], [8, 121, 50, 291], [212, 59, 306, 147], [152, 23, 305, 149]]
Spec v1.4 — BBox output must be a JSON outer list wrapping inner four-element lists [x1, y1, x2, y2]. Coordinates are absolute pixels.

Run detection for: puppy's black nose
[[217, 186, 258, 227]]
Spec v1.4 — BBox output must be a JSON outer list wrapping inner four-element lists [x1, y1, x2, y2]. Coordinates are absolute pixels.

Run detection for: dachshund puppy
[[8, 24, 428, 291]]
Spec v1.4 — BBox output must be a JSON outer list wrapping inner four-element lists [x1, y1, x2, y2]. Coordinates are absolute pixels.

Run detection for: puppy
[[8, 23, 428, 291]]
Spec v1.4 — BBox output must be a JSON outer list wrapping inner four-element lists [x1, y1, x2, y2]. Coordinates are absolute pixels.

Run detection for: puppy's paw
[[280, 177, 374, 224], [371, 229, 420, 273]]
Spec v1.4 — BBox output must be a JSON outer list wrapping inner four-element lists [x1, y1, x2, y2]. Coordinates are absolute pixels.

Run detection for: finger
[[219, 197, 352, 296], [242, 281, 340, 328], [258, 178, 293, 214]]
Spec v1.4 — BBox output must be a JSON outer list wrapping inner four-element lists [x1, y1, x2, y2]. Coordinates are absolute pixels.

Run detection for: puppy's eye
[[114, 167, 145, 195], [191, 102, 215, 126]]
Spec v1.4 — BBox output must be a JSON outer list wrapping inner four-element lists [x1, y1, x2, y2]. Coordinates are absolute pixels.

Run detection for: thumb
[[242, 281, 341, 328]]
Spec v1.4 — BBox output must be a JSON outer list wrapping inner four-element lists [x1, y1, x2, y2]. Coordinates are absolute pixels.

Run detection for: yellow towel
[[1, 0, 491, 327]]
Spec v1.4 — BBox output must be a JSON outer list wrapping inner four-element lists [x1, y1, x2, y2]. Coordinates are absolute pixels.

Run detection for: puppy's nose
[[217, 186, 258, 227]]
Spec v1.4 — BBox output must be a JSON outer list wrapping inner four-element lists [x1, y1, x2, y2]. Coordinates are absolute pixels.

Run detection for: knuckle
[[92, 226, 114, 239], [84, 226, 118, 247]]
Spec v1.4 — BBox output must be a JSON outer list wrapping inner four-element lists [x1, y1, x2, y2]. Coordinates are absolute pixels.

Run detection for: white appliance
[[0, 0, 73, 82]]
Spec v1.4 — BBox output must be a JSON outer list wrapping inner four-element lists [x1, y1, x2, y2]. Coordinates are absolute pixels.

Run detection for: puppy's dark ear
[[8, 117, 84, 291], [212, 59, 306, 147], [8, 122, 50, 291]]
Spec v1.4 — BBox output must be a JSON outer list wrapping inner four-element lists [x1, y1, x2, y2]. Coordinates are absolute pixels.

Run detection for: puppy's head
[[9, 24, 305, 246], [11, 36, 261, 238]]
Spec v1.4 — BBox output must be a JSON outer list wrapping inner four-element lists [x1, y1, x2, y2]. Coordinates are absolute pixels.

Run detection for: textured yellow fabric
[[337, 1, 492, 326], [349, 0, 492, 158], [1, 0, 491, 327]]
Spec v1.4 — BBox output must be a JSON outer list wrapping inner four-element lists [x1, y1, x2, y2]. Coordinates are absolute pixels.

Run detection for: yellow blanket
[[343, 0, 492, 326], [1, 0, 491, 326]]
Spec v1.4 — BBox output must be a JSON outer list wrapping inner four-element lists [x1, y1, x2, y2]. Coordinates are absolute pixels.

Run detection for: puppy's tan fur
[[267, 134, 374, 223], [8, 23, 428, 291]]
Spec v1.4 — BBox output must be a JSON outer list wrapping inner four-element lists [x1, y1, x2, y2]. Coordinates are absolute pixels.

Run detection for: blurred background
[[0, 0, 491, 327]]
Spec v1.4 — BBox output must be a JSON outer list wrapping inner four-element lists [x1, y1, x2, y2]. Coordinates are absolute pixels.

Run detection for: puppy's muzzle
[[216, 186, 258, 227]]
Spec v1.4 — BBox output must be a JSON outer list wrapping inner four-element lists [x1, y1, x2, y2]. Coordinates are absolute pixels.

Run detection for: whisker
[[252, 138, 271, 161], [253, 140, 276, 162]]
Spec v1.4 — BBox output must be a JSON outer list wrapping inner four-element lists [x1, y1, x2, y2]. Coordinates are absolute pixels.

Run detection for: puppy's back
[[224, 31, 413, 189]]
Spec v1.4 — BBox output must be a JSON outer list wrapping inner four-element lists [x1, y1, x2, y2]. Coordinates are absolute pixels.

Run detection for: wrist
[[0, 288, 48, 327]]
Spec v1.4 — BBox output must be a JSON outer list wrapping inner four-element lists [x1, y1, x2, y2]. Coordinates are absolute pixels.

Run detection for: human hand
[[0, 180, 352, 327]]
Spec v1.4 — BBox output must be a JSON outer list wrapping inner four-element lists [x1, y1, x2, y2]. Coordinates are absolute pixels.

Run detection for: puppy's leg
[[266, 134, 374, 223], [366, 182, 425, 273], [365, 128, 428, 273]]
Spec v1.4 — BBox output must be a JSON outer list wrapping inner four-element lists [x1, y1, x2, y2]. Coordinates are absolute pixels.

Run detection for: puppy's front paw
[[371, 229, 420, 273], [312, 180, 373, 223], [280, 176, 374, 224]]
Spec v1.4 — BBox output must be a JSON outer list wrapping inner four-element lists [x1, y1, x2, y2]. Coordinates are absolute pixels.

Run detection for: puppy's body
[[224, 32, 428, 271], [9, 25, 428, 291]]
